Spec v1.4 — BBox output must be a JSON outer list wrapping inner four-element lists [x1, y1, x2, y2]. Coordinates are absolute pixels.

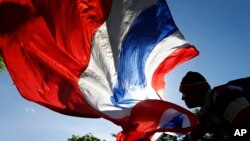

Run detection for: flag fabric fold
[[116, 100, 197, 141], [0, 0, 199, 140]]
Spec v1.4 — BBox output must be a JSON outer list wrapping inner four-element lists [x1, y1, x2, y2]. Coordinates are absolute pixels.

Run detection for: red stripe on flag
[[152, 46, 199, 94], [0, 0, 112, 117]]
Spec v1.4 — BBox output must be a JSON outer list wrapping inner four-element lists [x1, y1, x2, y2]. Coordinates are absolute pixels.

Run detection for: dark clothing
[[196, 82, 250, 141]]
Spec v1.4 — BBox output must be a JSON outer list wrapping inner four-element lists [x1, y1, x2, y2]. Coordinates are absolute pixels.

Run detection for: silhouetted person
[[179, 71, 250, 141]]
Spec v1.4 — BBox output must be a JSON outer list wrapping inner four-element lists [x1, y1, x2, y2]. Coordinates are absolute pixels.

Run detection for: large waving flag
[[0, 0, 199, 140]]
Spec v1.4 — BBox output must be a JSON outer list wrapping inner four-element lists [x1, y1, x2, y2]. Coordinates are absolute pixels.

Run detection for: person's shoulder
[[213, 85, 234, 94], [211, 85, 245, 110], [211, 85, 233, 102], [212, 85, 244, 100], [227, 77, 250, 88]]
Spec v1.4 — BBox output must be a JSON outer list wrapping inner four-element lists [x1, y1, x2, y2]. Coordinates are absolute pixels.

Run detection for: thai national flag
[[0, 0, 198, 140]]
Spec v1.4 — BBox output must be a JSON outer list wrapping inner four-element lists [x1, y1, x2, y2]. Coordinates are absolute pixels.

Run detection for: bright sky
[[1, 0, 250, 141]]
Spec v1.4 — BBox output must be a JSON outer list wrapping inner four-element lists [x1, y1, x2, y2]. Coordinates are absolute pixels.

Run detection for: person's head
[[179, 71, 211, 108]]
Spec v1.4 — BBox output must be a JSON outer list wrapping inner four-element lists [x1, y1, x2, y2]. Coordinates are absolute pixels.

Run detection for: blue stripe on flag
[[162, 114, 184, 128], [111, 0, 178, 108]]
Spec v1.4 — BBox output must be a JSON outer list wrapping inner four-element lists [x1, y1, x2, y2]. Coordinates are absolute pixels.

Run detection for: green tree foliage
[[157, 133, 178, 141], [69, 133, 179, 141], [68, 133, 106, 141], [0, 55, 4, 72]]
